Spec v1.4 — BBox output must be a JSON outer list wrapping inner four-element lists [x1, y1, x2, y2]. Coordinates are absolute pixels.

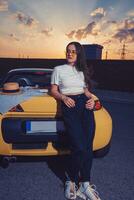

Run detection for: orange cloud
[[8, 33, 20, 41], [65, 30, 75, 39], [41, 28, 53, 37], [14, 12, 38, 27], [90, 7, 106, 20], [0, 0, 8, 11], [66, 22, 96, 40], [113, 18, 134, 42]]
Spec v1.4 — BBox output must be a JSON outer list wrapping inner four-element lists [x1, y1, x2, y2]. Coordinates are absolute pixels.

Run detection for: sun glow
[[0, 0, 134, 59]]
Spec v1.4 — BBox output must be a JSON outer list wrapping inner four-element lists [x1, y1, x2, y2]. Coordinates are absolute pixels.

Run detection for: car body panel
[[0, 96, 112, 156], [0, 68, 112, 158]]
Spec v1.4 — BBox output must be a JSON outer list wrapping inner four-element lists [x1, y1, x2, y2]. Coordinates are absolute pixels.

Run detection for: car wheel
[[93, 142, 111, 158], [0, 156, 10, 168]]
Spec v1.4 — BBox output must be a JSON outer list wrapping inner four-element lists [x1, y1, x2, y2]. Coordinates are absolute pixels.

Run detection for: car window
[[5, 71, 52, 87]]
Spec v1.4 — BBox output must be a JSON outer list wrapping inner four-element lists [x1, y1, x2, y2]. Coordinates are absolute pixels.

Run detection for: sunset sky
[[0, 0, 134, 59]]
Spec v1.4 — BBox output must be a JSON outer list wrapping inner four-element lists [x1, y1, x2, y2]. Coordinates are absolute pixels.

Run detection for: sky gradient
[[0, 0, 134, 59]]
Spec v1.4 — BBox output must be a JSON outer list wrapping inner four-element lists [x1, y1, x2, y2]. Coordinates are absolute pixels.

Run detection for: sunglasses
[[66, 50, 77, 55]]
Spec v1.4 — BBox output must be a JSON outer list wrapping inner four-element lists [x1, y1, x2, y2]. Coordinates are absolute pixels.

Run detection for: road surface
[[0, 101, 134, 200]]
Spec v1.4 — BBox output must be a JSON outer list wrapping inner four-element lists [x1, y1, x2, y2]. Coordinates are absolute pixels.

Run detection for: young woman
[[51, 42, 101, 200]]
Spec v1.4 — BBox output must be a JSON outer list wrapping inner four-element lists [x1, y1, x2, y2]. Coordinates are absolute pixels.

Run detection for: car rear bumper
[[1, 117, 66, 144]]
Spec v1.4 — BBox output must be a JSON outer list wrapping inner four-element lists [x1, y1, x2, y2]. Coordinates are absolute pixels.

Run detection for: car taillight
[[34, 71, 47, 75], [9, 104, 24, 112], [94, 100, 102, 111]]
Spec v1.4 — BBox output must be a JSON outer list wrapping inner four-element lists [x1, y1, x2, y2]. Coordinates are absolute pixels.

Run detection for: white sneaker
[[77, 182, 101, 200], [65, 181, 77, 200]]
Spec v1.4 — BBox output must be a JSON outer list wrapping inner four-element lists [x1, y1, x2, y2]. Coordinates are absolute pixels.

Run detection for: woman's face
[[66, 44, 77, 66]]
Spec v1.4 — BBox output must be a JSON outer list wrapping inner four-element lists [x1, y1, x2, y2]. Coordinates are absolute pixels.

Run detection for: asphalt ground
[[0, 90, 134, 200], [93, 89, 134, 104]]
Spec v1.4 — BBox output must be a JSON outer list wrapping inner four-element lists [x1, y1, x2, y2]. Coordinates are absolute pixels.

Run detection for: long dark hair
[[66, 41, 93, 90]]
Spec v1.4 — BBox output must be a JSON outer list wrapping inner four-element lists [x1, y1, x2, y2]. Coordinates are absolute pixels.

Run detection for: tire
[[93, 142, 111, 158], [0, 156, 10, 168]]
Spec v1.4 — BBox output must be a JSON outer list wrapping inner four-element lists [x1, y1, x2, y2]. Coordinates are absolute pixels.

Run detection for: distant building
[[82, 44, 103, 60]]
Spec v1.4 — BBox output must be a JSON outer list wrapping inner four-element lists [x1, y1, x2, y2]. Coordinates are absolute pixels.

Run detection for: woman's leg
[[61, 96, 87, 184], [80, 108, 95, 182]]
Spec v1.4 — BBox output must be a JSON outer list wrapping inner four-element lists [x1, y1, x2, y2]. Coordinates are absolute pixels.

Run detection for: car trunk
[[1, 95, 68, 150], [20, 95, 62, 116]]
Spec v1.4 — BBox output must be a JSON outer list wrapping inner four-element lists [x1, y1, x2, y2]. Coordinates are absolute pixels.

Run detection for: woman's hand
[[62, 95, 75, 108], [51, 85, 75, 108], [85, 97, 95, 110]]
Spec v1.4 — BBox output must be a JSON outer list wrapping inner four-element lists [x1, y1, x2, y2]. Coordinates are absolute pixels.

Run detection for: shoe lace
[[87, 184, 100, 198]]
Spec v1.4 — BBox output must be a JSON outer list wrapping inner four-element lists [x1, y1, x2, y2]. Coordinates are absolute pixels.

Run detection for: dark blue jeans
[[61, 93, 95, 183]]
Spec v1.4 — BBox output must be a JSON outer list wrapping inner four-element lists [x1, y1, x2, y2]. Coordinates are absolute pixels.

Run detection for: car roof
[[8, 68, 53, 73]]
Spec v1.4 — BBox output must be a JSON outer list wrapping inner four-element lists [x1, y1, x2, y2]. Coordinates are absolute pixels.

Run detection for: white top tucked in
[[51, 64, 86, 94]]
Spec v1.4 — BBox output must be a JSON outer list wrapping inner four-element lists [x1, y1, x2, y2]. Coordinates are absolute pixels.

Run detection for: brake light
[[94, 100, 102, 111], [9, 104, 24, 112], [34, 71, 47, 75]]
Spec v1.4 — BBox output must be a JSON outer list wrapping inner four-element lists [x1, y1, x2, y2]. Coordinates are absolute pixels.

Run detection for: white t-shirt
[[51, 64, 86, 95]]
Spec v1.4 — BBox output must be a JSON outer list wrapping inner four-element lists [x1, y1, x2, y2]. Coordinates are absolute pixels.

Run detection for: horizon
[[1, 57, 134, 61], [0, 0, 134, 60]]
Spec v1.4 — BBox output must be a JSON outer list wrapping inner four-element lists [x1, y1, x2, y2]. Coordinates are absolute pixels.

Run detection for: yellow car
[[0, 68, 112, 167]]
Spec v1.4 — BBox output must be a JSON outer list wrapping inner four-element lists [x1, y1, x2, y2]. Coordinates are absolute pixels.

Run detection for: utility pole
[[105, 50, 108, 60], [121, 43, 126, 60]]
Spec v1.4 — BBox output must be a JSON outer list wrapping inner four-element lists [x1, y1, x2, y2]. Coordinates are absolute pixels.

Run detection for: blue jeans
[[61, 93, 95, 183]]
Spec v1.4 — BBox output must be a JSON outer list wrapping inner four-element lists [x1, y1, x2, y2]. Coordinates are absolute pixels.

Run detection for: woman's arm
[[51, 84, 66, 101], [84, 87, 95, 110], [51, 84, 75, 108], [84, 87, 93, 99]]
